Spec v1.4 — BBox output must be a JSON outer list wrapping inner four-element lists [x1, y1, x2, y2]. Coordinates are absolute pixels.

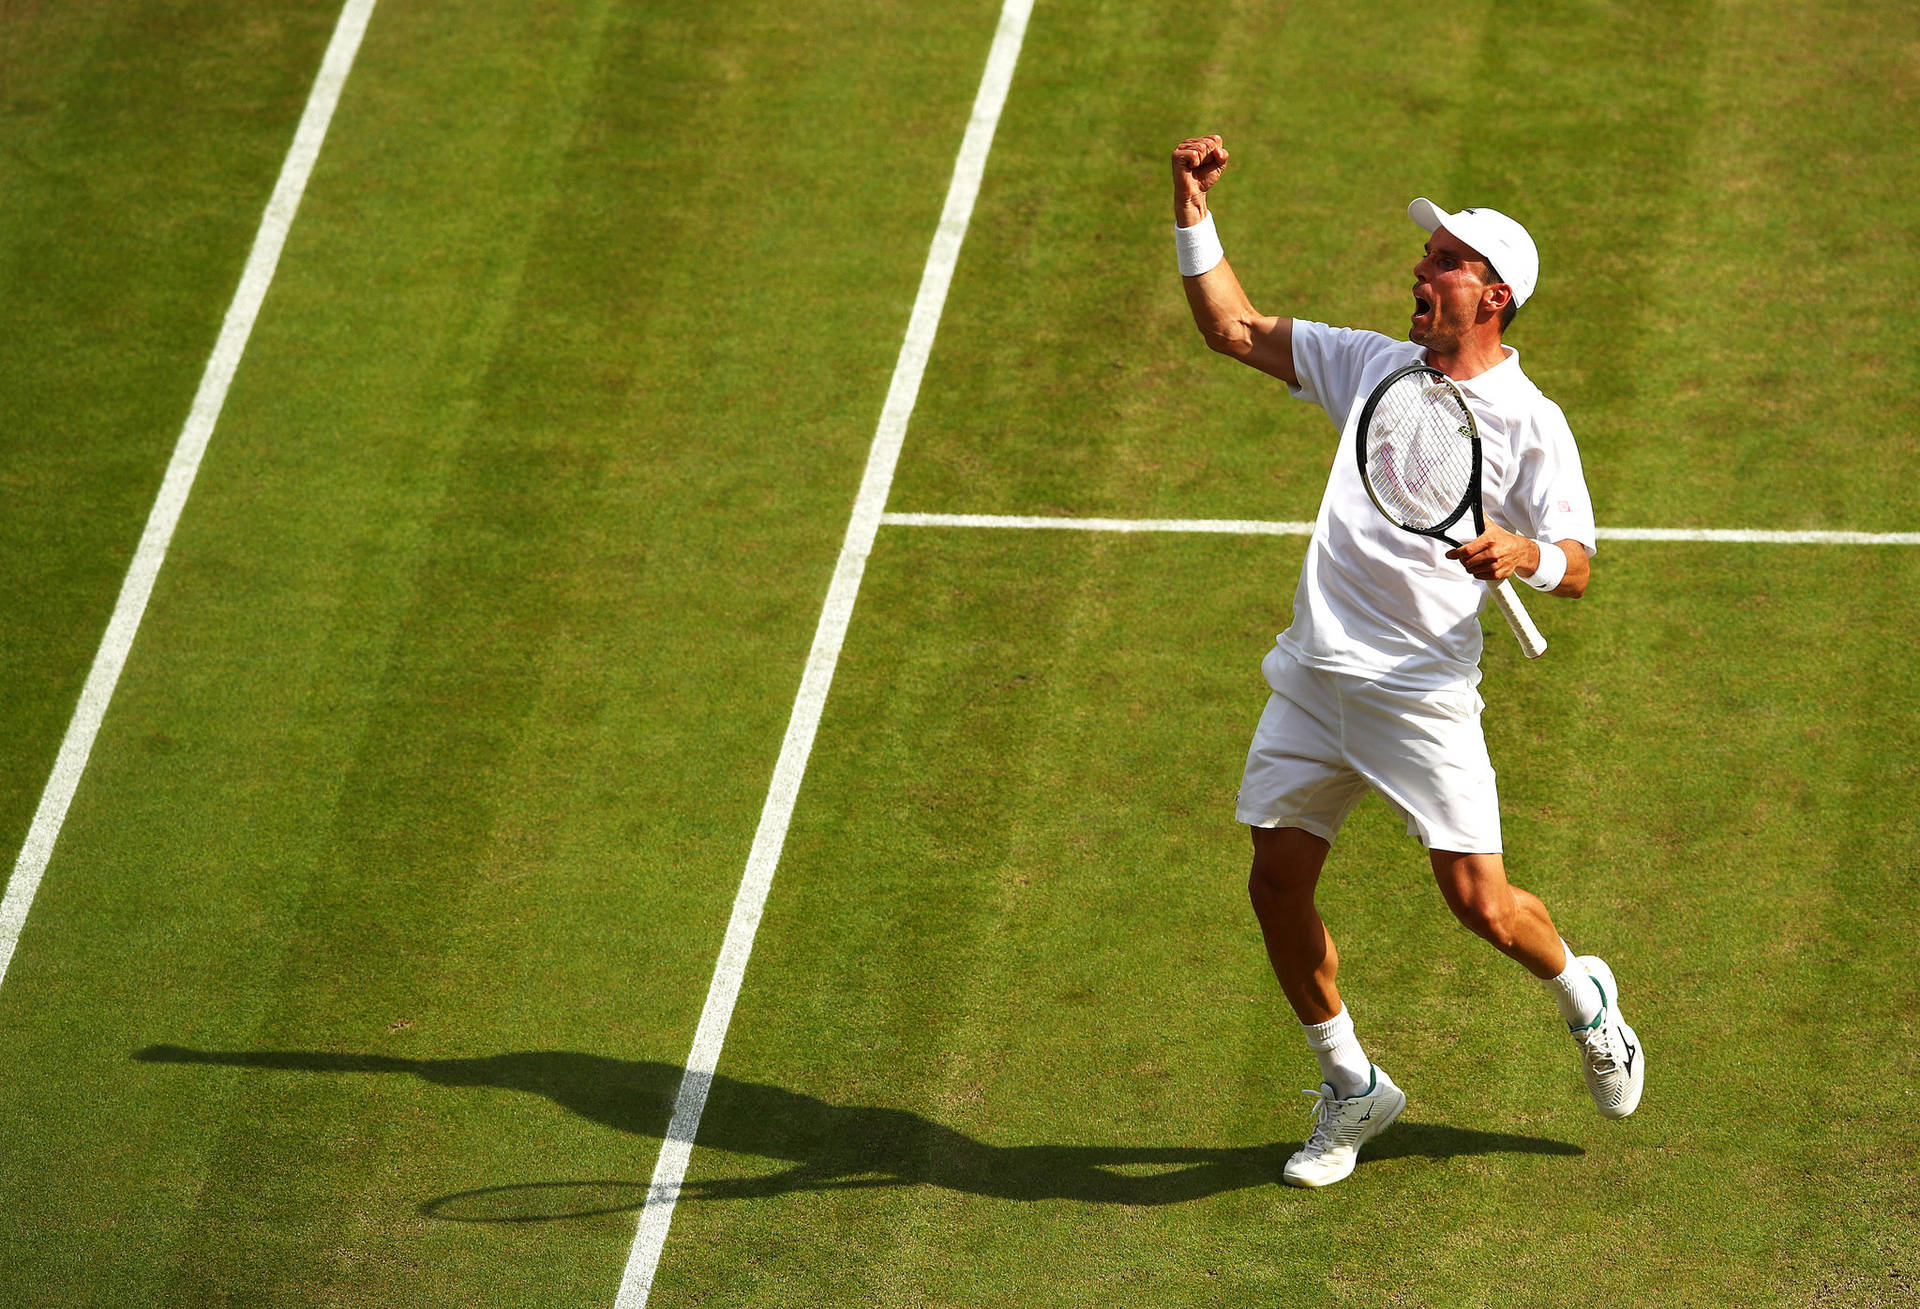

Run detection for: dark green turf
[[0, 0, 340, 872], [891, 0, 1920, 533], [0, 0, 1915, 1304], [1, 0, 1000, 1302], [655, 529, 1917, 1307]]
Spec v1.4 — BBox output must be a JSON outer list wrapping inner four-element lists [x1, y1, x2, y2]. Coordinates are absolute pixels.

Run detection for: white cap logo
[[1407, 198, 1539, 308]]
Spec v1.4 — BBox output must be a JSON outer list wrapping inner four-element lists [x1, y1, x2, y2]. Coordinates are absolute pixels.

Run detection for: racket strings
[[1362, 380, 1476, 532]]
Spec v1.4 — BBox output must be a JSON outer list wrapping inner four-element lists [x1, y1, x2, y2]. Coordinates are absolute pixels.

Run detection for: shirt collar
[[1446, 344, 1524, 402]]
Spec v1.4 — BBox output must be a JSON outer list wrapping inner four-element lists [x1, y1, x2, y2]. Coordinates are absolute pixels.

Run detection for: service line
[[610, 2, 1036, 1304], [0, 0, 380, 993], [881, 511, 1920, 545]]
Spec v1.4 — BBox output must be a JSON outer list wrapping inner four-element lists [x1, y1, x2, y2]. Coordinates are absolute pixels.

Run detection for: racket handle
[[1489, 578, 1548, 659]]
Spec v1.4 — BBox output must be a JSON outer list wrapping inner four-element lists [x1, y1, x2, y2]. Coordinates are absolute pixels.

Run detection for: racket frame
[[1354, 363, 1548, 660]]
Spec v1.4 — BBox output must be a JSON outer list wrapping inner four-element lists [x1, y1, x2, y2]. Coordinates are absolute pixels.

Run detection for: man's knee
[[1248, 826, 1327, 910], [1248, 864, 1308, 913], [1432, 852, 1519, 949], [1448, 889, 1519, 950]]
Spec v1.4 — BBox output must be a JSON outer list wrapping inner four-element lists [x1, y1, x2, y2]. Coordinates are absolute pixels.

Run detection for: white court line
[[0, 0, 380, 993], [610, 2, 1034, 1304], [1597, 526, 1920, 545], [881, 511, 1920, 545], [884, 512, 1317, 536]]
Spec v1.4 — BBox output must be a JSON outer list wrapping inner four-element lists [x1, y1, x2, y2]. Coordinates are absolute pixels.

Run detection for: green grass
[[1, 0, 1915, 1304]]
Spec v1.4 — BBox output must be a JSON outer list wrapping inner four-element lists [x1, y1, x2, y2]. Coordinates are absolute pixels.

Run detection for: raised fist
[[1172, 134, 1229, 222]]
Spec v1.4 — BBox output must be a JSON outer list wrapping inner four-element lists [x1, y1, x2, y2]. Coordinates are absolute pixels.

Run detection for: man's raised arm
[[1172, 135, 1296, 386]]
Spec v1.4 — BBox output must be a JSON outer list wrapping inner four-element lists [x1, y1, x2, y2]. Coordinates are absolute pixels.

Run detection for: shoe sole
[[1282, 1086, 1407, 1189]]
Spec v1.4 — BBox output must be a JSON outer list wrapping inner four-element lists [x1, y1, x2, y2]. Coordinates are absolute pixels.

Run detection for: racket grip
[[1489, 579, 1548, 659]]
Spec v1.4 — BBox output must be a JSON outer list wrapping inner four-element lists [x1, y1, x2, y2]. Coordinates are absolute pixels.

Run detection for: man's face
[[1410, 227, 1500, 351]]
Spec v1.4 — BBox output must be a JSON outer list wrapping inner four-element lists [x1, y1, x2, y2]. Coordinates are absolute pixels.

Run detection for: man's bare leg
[[1247, 825, 1342, 1023], [1250, 824, 1407, 1187], [1427, 849, 1567, 978], [1431, 849, 1647, 1117]]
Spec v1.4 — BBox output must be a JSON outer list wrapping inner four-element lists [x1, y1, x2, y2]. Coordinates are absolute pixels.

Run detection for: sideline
[[0, 0, 381, 993], [610, 2, 1036, 1304]]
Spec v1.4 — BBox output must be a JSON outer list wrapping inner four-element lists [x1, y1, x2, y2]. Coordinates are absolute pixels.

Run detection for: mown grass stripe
[[0, 0, 379, 993], [880, 512, 1920, 545], [611, 2, 1035, 1304]]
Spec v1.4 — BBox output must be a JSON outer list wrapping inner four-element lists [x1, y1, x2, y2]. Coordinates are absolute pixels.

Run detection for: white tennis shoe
[[1282, 1065, 1405, 1189], [1571, 955, 1644, 1119]]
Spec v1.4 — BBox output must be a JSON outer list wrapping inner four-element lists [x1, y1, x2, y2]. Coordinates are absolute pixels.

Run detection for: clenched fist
[[1172, 135, 1229, 226]]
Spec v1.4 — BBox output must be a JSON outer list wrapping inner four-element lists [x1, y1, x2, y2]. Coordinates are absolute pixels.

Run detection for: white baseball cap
[[1407, 198, 1539, 307]]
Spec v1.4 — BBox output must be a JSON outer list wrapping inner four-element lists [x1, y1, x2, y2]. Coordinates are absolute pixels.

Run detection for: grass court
[[1, 0, 1915, 1303]]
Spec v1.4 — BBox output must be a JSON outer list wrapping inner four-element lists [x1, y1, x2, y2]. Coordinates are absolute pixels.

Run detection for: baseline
[[0, 0, 380, 993], [610, 2, 1035, 1305]]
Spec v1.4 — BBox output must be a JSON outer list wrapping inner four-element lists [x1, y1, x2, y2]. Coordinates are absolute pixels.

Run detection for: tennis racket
[[1354, 363, 1548, 659]]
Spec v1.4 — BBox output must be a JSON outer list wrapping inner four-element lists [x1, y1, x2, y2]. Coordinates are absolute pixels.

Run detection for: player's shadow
[[133, 1045, 1581, 1214]]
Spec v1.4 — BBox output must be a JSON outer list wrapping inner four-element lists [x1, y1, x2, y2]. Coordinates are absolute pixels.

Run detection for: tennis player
[[1170, 134, 1643, 1189]]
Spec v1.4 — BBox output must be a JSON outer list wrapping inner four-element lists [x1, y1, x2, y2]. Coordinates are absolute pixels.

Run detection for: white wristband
[[1523, 539, 1567, 592], [1175, 211, 1224, 277]]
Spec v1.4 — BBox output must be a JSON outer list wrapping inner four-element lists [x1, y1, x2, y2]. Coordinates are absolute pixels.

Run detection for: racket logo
[[1402, 440, 1432, 494], [1371, 438, 1425, 508]]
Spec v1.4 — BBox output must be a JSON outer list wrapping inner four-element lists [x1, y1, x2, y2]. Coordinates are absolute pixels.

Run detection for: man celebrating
[[1170, 134, 1642, 1189]]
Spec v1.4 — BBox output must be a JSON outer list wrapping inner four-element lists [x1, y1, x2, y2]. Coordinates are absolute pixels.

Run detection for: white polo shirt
[[1274, 319, 1596, 693]]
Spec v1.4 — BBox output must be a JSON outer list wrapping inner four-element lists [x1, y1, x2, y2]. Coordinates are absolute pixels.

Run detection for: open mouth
[[1411, 293, 1433, 320]]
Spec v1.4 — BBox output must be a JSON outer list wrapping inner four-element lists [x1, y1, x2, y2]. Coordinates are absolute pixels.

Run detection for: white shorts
[[1235, 646, 1502, 853]]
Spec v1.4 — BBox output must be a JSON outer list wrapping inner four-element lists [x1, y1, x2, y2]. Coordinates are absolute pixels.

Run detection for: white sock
[[1301, 1007, 1372, 1098], [1541, 940, 1603, 1030]]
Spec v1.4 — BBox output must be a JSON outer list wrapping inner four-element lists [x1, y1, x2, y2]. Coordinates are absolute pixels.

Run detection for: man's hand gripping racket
[[1355, 364, 1549, 659]]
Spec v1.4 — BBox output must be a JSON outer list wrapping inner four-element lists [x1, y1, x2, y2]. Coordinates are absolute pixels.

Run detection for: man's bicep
[[1238, 314, 1297, 385]]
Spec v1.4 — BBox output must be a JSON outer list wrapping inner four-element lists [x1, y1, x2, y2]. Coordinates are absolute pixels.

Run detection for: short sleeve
[[1289, 320, 1405, 420], [1509, 401, 1598, 556]]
